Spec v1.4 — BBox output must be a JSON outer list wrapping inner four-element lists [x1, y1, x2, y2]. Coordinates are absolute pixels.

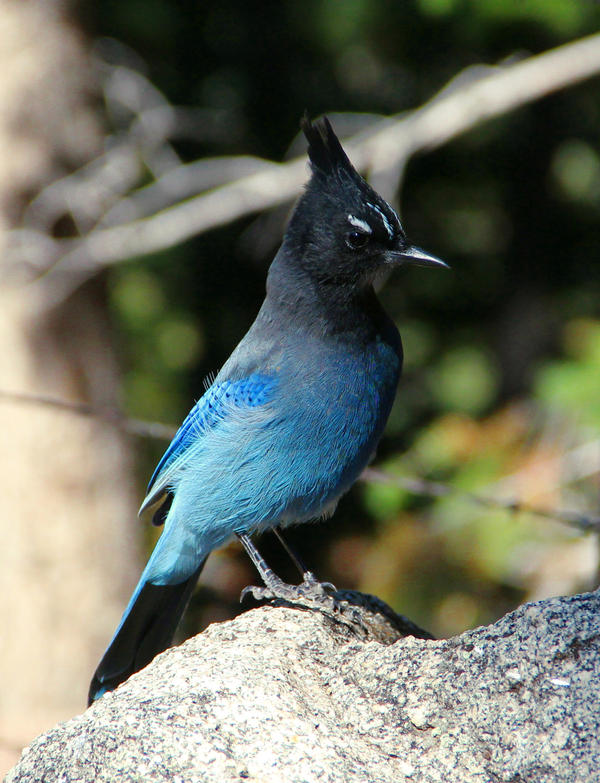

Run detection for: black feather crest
[[301, 115, 353, 177]]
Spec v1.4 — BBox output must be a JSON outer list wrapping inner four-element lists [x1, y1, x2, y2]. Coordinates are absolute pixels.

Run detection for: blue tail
[[88, 530, 206, 705]]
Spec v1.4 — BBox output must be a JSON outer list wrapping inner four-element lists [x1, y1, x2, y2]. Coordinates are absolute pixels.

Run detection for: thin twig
[[0, 389, 175, 440], [361, 468, 600, 534]]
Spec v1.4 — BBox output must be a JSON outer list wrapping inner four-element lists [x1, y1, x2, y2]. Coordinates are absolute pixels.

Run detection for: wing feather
[[139, 373, 276, 514]]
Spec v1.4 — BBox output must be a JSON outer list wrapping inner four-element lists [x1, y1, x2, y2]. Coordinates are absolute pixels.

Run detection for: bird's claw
[[240, 577, 367, 634], [300, 571, 337, 594], [240, 584, 270, 603]]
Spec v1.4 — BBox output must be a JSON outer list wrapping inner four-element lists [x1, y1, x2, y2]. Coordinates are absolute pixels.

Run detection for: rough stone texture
[[7, 591, 600, 783]]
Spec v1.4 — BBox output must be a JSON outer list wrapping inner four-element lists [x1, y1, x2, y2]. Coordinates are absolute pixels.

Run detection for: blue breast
[[270, 335, 401, 521]]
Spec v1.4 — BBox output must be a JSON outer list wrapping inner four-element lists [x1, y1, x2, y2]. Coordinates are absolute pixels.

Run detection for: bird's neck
[[263, 248, 396, 346]]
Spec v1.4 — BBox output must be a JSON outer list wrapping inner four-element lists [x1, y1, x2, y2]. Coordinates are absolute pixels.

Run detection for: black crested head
[[288, 116, 401, 258], [275, 115, 446, 294]]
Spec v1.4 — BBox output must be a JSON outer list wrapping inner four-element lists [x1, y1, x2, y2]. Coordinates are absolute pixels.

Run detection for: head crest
[[301, 115, 354, 178]]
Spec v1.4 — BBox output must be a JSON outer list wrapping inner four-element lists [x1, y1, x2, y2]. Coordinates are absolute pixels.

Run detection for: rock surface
[[7, 591, 600, 783]]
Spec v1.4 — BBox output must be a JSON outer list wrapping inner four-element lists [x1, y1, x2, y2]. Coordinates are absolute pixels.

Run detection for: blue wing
[[140, 373, 277, 513]]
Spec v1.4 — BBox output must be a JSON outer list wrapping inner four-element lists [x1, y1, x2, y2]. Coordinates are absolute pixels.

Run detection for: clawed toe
[[301, 572, 336, 594], [240, 584, 271, 603], [240, 576, 366, 634]]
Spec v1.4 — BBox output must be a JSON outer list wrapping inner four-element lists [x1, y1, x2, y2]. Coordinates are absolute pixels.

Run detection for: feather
[[301, 115, 353, 178], [140, 373, 278, 514]]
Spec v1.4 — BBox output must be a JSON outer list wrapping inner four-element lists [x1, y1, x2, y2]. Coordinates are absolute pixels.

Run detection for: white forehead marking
[[366, 201, 397, 240], [347, 214, 372, 234]]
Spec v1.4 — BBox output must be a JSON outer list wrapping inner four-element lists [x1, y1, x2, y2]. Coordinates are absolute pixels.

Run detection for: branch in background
[[1, 388, 598, 533], [5, 33, 600, 309], [99, 156, 279, 227], [361, 468, 600, 534], [360, 32, 600, 174], [0, 389, 175, 441]]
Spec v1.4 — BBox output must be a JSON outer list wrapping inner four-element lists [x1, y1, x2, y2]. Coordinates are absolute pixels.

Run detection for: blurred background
[[1, 0, 600, 772]]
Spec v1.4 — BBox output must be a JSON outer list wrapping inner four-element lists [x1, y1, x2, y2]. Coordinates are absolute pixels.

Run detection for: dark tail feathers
[[88, 559, 206, 705]]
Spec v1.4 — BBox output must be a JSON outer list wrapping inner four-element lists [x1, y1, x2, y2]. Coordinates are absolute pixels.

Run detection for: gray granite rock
[[7, 591, 600, 783]]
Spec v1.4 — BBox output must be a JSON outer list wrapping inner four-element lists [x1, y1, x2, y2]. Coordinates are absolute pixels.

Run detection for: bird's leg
[[272, 527, 308, 576], [272, 527, 336, 592], [238, 533, 360, 627], [237, 532, 288, 594]]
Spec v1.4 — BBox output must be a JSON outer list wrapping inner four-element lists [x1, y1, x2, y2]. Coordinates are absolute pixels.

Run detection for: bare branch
[[22, 140, 144, 233], [7, 33, 600, 306], [361, 32, 600, 174], [100, 156, 279, 227]]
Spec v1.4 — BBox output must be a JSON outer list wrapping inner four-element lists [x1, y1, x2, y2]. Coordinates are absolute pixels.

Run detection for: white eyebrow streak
[[347, 214, 372, 234], [366, 201, 397, 240]]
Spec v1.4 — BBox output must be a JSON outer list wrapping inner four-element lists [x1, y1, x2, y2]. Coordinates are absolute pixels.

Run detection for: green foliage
[[358, 317, 600, 633], [536, 318, 600, 428], [109, 260, 204, 423], [428, 346, 500, 415], [419, 0, 596, 35], [551, 140, 600, 206]]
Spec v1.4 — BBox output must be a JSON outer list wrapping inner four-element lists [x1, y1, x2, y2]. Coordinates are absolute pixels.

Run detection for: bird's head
[[284, 115, 447, 288]]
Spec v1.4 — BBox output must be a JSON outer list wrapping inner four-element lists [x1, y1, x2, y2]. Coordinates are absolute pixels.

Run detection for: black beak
[[386, 245, 449, 269]]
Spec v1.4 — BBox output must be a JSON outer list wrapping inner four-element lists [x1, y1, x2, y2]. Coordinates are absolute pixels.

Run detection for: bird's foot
[[240, 572, 366, 632], [240, 571, 336, 604]]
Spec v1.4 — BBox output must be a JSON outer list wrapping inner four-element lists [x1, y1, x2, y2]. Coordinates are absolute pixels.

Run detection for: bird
[[88, 116, 447, 705]]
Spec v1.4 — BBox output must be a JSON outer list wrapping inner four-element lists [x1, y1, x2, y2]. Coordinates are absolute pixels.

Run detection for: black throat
[[263, 245, 400, 351]]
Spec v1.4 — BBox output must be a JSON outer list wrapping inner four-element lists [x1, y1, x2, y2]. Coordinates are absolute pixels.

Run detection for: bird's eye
[[345, 230, 370, 250]]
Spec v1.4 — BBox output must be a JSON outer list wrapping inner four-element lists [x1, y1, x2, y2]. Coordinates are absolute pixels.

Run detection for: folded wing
[[140, 373, 277, 514]]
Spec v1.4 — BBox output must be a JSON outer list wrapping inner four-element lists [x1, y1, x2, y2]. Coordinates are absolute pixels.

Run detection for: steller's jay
[[88, 116, 447, 705]]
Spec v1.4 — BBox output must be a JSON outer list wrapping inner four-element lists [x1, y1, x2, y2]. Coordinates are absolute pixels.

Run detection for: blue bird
[[88, 117, 446, 705]]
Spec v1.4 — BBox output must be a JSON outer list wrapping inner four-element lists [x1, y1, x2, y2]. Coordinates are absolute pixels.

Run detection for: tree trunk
[[0, 1, 141, 772]]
